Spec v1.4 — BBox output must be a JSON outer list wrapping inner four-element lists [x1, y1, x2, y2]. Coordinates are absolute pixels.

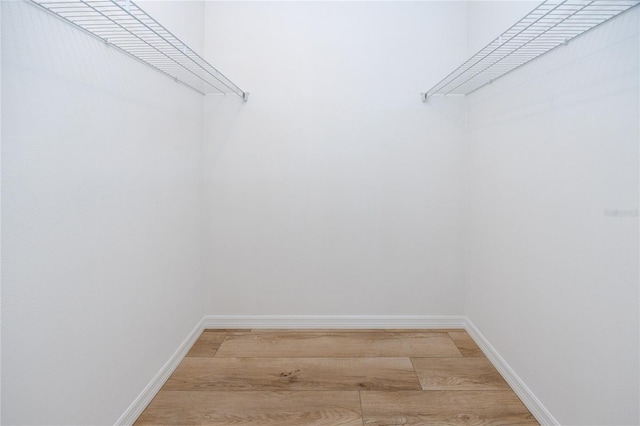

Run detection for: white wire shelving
[[422, 0, 640, 102], [30, 0, 249, 100]]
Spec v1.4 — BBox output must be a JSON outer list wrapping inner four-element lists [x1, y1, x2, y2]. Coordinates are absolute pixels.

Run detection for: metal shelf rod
[[30, 0, 249, 100], [443, 0, 594, 95], [422, 0, 639, 101]]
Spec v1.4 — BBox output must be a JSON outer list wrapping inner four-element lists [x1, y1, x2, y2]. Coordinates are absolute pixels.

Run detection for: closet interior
[[3, 0, 639, 425]]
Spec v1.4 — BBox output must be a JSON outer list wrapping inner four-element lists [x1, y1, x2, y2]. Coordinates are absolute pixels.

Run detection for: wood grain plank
[[411, 357, 510, 391], [135, 390, 363, 425], [164, 357, 422, 391], [360, 390, 539, 425], [186, 332, 227, 357], [247, 329, 462, 333], [215, 331, 461, 358], [248, 329, 392, 333], [383, 329, 465, 333], [448, 331, 484, 357]]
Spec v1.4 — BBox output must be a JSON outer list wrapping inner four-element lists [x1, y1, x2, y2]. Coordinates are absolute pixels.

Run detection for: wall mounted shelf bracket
[[422, 0, 640, 102], [29, 0, 249, 100]]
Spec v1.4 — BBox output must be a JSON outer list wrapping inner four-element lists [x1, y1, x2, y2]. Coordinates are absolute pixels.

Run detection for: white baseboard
[[114, 318, 205, 426], [202, 314, 467, 329], [464, 318, 559, 426], [114, 314, 557, 426]]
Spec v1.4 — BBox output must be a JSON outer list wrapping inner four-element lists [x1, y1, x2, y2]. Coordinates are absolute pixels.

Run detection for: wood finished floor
[[135, 330, 539, 425]]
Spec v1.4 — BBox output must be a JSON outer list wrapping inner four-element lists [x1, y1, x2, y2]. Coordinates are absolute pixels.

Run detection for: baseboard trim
[[202, 315, 467, 329], [114, 318, 204, 426], [115, 314, 557, 426], [464, 318, 559, 426]]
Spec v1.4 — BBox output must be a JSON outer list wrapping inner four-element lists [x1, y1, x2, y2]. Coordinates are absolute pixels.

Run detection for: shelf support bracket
[[421, 0, 640, 98], [29, 0, 248, 99]]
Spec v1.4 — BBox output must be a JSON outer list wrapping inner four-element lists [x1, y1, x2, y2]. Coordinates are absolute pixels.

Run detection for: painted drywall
[[137, 0, 204, 54], [465, 4, 639, 425], [1, 1, 206, 424], [4, 1, 638, 424], [202, 1, 468, 315], [0, 2, 3, 422], [465, 0, 540, 55]]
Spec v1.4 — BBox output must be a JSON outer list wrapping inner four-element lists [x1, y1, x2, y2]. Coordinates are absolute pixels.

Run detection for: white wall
[[0, 3, 3, 422], [202, 1, 468, 316], [465, 1, 540, 55], [1, 1, 206, 424], [137, 0, 205, 54], [4, 1, 638, 424], [465, 4, 639, 425]]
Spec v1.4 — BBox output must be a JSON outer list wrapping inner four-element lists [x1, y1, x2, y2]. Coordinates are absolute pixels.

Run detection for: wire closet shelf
[[422, 0, 640, 101], [30, 0, 249, 100]]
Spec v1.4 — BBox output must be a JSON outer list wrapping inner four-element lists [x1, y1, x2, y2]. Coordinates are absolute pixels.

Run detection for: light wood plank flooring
[[135, 329, 539, 425]]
